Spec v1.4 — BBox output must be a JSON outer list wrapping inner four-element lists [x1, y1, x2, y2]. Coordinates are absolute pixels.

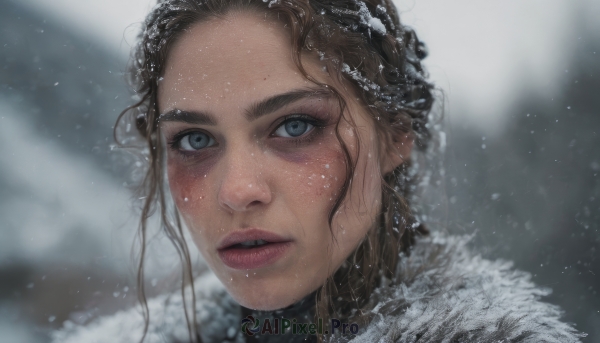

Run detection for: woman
[[52, 0, 585, 342]]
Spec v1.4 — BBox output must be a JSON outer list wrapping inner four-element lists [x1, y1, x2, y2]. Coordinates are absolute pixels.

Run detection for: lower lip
[[218, 242, 292, 270]]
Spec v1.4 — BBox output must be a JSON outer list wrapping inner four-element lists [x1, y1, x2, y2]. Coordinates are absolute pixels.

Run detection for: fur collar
[[51, 232, 586, 343]]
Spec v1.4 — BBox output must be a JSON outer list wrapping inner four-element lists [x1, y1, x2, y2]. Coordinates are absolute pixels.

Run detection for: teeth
[[239, 239, 268, 247]]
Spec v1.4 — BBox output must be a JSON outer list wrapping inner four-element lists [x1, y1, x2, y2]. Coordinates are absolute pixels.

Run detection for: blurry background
[[0, 0, 598, 341]]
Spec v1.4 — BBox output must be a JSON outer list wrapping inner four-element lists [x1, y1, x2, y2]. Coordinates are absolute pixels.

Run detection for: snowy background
[[0, 0, 599, 341]]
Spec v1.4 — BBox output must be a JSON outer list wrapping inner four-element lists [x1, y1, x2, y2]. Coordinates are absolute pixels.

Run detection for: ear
[[381, 131, 414, 175]]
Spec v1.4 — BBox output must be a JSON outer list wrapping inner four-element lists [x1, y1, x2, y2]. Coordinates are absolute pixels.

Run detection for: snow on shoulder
[[346, 232, 586, 343], [50, 272, 241, 343]]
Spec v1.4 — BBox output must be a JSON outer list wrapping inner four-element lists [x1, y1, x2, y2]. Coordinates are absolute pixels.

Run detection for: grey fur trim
[[50, 233, 586, 343], [50, 274, 243, 343], [344, 232, 586, 343]]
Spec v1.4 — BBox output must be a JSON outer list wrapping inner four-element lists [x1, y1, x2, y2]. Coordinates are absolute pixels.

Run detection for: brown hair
[[115, 0, 435, 341]]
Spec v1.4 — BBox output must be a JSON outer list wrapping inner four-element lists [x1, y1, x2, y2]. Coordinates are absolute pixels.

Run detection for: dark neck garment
[[240, 292, 318, 343]]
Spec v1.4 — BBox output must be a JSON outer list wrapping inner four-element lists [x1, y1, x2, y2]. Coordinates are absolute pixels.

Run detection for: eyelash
[[168, 113, 326, 152], [272, 114, 325, 145], [168, 129, 210, 151]]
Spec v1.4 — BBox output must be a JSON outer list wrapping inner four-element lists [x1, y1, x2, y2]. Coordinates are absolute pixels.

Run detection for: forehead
[[158, 12, 319, 113]]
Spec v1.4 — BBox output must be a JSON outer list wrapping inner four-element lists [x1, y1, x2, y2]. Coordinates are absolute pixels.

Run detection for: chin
[[226, 278, 308, 311]]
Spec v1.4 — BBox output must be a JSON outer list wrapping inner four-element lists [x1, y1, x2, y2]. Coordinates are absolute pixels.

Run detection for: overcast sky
[[15, 0, 600, 133]]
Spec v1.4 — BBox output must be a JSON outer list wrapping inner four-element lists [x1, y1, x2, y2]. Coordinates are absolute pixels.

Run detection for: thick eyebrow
[[159, 87, 332, 125], [246, 88, 333, 121], [159, 109, 217, 126]]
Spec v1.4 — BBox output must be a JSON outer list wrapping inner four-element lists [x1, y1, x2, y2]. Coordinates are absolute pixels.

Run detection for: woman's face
[[158, 12, 399, 310]]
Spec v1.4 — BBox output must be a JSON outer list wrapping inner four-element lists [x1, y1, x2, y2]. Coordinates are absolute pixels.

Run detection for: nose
[[217, 147, 272, 213]]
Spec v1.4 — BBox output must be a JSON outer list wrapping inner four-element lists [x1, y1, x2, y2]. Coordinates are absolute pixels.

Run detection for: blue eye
[[275, 119, 314, 138], [179, 132, 215, 151]]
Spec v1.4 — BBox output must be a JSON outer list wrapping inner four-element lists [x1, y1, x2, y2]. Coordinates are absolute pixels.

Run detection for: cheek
[[331, 125, 382, 245], [275, 142, 347, 205], [167, 153, 218, 217]]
